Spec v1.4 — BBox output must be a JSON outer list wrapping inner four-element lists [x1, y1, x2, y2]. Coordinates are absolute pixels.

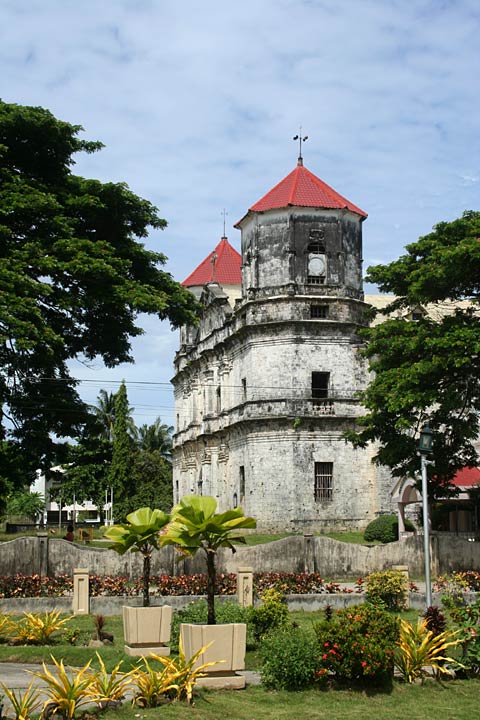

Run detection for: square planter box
[[180, 622, 246, 689], [123, 605, 172, 657]]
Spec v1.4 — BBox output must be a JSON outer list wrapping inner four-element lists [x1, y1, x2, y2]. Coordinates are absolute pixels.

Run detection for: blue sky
[[2, 0, 479, 428]]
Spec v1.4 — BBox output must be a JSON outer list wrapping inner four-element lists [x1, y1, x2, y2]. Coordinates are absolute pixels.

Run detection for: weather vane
[[293, 127, 308, 164], [221, 208, 228, 238]]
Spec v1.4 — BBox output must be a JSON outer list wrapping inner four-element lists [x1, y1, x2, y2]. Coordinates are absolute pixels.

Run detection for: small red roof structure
[[182, 237, 242, 287], [235, 160, 367, 226], [451, 466, 480, 488]]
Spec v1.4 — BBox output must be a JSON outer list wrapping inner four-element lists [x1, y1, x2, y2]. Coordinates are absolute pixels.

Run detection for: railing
[[173, 393, 363, 443]]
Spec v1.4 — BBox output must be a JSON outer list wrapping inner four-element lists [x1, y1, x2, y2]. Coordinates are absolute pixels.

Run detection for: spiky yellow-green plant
[[131, 638, 221, 706], [130, 656, 179, 708], [1, 680, 42, 720], [31, 656, 93, 719], [85, 653, 133, 706], [0, 611, 11, 639], [9, 610, 72, 645], [395, 618, 463, 683], [151, 636, 223, 704]]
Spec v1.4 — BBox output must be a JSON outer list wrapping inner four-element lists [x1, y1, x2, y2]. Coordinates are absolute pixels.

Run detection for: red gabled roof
[[235, 161, 367, 226], [451, 466, 480, 488], [182, 237, 242, 287]]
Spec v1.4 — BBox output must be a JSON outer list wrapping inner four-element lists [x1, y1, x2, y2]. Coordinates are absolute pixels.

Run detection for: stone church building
[[172, 157, 395, 533]]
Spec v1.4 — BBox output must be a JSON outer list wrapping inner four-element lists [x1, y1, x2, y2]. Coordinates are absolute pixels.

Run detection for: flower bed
[[0, 572, 363, 598]]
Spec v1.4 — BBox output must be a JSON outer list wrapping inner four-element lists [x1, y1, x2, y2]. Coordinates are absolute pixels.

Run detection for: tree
[[348, 211, 480, 497], [108, 381, 133, 518], [114, 449, 173, 520], [0, 100, 199, 484], [6, 490, 45, 521], [135, 417, 173, 459], [93, 388, 136, 441]]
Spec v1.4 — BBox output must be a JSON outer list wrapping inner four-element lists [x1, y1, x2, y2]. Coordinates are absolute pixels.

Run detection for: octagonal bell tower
[[173, 158, 393, 532]]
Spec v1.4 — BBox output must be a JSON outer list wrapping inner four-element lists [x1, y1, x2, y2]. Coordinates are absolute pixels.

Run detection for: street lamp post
[[418, 424, 433, 608]]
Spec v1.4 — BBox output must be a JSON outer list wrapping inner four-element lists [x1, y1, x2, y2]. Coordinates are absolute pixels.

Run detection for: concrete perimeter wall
[[0, 533, 478, 580]]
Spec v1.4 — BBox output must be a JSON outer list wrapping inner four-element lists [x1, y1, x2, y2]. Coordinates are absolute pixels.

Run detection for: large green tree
[[349, 211, 480, 497], [0, 100, 198, 484]]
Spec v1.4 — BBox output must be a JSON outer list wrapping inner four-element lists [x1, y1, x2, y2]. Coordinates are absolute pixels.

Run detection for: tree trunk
[[143, 553, 150, 607], [206, 550, 216, 625]]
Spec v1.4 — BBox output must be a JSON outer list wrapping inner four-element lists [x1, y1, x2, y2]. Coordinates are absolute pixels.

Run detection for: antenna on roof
[[221, 208, 228, 239], [293, 127, 308, 166]]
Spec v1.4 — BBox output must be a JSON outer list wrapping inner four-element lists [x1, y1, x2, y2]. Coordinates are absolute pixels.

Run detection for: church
[[171, 155, 395, 532]]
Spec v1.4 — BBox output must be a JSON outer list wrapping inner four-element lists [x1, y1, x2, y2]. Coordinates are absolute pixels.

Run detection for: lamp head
[[418, 424, 433, 454]]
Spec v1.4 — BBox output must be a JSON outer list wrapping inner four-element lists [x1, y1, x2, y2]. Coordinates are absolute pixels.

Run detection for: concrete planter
[[180, 622, 247, 689], [122, 605, 172, 656]]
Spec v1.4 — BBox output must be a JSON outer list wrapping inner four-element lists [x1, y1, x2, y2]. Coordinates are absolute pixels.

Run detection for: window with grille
[[314, 462, 333, 502], [310, 304, 328, 319]]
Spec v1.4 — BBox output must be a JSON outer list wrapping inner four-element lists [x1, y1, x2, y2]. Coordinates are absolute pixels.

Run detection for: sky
[[2, 0, 479, 429]]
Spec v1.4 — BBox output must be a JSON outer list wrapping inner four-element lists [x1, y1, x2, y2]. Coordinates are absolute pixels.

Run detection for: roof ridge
[[289, 165, 301, 205]]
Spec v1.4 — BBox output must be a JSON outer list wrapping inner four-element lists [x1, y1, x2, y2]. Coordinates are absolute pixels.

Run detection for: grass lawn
[[0, 608, 424, 672], [101, 681, 480, 720], [0, 614, 131, 671], [1, 609, 479, 719]]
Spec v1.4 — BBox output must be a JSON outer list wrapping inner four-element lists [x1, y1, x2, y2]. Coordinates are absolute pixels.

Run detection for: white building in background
[[171, 158, 394, 533], [31, 467, 106, 526]]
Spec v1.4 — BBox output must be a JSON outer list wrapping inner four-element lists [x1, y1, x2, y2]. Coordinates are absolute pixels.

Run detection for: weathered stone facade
[[172, 163, 394, 532]]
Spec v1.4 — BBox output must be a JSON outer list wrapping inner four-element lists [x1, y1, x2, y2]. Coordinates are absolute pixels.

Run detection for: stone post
[[237, 566, 253, 607], [37, 532, 49, 577], [392, 564, 410, 609], [303, 533, 315, 574], [73, 568, 90, 615]]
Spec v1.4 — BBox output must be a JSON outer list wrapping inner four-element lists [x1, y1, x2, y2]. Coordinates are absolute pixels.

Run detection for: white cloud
[[2, 0, 479, 423]]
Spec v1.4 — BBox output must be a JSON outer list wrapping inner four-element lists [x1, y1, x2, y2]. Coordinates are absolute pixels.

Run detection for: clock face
[[308, 255, 326, 276]]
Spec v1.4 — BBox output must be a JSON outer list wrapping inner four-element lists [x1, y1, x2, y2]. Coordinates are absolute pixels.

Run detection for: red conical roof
[[182, 237, 242, 287], [235, 161, 367, 226]]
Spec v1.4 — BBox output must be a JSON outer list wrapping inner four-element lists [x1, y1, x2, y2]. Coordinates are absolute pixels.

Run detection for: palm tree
[[93, 389, 116, 441], [135, 418, 173, 460], [93, 388, 136, 441]]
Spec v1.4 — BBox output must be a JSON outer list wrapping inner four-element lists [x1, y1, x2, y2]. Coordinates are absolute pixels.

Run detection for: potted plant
[[104, 507, 173, 656], [161, 495, 256, 688]]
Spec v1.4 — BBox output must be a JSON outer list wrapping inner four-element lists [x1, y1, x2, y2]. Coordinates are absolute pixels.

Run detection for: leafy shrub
[[260, 625, 318, 690], [435, 570, 480, 593], [365, 570, 408, 610], [424, 605, 447, 637], [248, 588, 289, 642], [364, 514, 414, 543], [441, 596, 480, 677], [314, 604, 399, 686], [170, 600, 249, 651]]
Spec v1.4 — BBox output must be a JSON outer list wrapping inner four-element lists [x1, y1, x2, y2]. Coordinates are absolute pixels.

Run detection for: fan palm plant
[[161, 495, 256, 624], [104, 507, 170, 606]]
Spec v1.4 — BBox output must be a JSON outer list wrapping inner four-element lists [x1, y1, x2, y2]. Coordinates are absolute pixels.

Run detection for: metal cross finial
[[210, 251, 217, 282], [293, 127, 308, 165], [221, 208, 228, 238]]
